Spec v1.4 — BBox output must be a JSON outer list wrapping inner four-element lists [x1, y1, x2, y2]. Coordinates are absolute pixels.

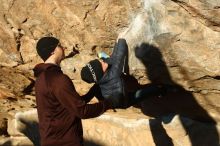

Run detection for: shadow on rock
[[84, 140, 104, 146], [2, 141, 12, 146], [15, 109, 104, 146], [15, 109, 40, 146], [149, 118, 174, 146], [133, 43, 219, 146]]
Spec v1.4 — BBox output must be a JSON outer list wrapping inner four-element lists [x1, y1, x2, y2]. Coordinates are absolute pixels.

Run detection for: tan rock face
[[0, 66, 35, 115], [0, 66, 32, 98], [0, 0, 219, 145], [3, 110, 219, 146], [0, 0, 219, 80]]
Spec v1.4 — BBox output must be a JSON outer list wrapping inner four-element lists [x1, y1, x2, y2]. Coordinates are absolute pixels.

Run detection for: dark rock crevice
[[8, 0, 17, 11], [192, 75, 220, 81], [22, 77, 35, 95], [14, 29, 24, 65]]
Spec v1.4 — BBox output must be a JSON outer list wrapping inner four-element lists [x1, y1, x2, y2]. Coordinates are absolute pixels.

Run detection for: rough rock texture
[[0, 109, 219, 146], [0, 0, 219, 146]]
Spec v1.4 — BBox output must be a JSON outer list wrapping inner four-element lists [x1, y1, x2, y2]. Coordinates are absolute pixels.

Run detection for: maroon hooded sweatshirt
[[34, 63, 111, 146]]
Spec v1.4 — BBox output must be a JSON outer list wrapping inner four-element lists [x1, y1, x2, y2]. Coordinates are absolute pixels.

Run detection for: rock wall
[[1, 109, 220, 146], [0, 0, 220, 146]]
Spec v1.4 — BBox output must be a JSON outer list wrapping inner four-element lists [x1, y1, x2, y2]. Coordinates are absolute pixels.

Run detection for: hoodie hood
[[33, 63, 60, 77]]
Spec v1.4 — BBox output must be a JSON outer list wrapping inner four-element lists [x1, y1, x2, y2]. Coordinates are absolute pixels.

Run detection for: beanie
[[36, 37, 59, 61], [81, 59, 104, 83]]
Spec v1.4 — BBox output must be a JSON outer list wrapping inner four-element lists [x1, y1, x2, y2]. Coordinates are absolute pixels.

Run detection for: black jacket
[[98, 39, 128, 105]]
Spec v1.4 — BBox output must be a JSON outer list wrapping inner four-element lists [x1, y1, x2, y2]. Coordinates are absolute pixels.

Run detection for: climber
[[33, 36, 116, 146], [80, 38, 168, 109]]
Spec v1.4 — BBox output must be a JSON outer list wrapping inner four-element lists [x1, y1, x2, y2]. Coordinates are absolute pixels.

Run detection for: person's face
[[99, 59, 108, 73], [54, 43, 66, 62]]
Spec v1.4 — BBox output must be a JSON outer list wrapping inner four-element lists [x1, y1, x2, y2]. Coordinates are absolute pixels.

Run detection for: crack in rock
[[171, 0, 220, 32]]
